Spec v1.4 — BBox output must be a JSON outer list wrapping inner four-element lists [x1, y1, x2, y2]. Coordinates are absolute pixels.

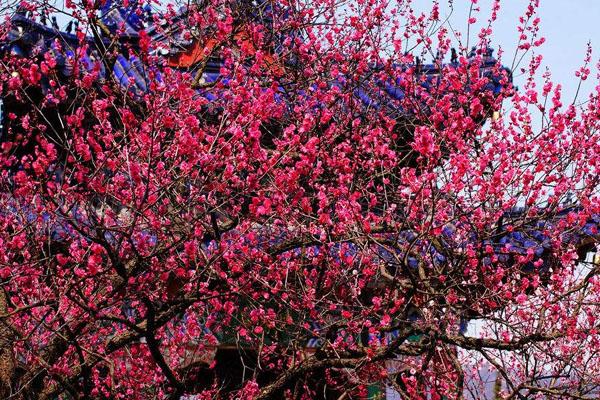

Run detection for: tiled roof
[[2, 7, 511, 117]]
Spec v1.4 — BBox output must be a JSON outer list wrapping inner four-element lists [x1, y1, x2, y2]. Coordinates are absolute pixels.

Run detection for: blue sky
[[417, 0, 600, 101]]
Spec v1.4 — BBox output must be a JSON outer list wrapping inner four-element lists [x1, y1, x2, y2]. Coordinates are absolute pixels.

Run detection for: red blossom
[[0, 0, 599, 399]]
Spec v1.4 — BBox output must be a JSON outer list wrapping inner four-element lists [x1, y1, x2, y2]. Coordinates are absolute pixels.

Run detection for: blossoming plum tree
[[1, 0, 600, 399]]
